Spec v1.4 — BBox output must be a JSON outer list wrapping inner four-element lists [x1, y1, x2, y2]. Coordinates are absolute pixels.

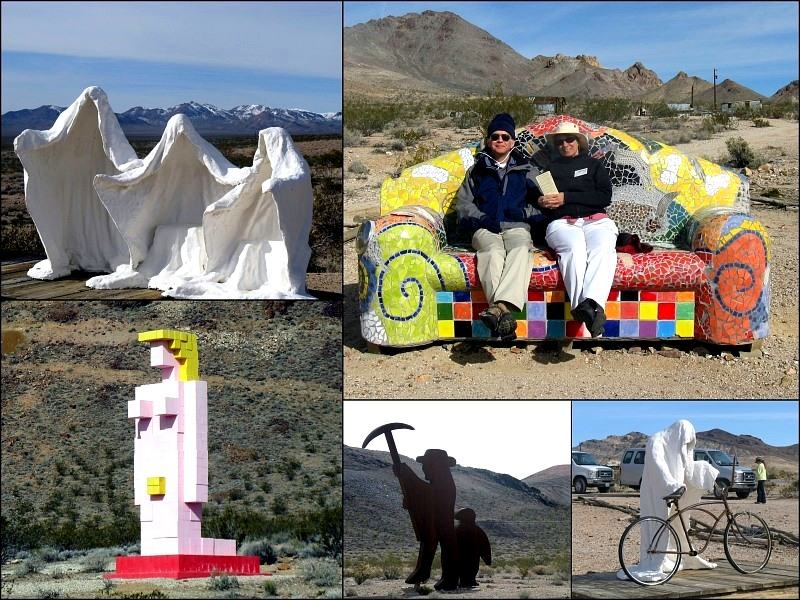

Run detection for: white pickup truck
[[618, 447, 757, 499], [571, 451, 614, 494]]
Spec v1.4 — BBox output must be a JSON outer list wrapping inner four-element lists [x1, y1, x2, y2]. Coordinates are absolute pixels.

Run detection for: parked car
[[619, 447, 756, 498], [571, 451, 614, 494]]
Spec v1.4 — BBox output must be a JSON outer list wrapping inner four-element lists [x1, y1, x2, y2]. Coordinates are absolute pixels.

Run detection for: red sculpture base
[[106, 554, 263, 579]]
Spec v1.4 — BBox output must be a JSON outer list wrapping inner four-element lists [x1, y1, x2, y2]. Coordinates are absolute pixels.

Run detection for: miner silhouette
[[392, 449, 460, 591], [454, 507, 492, 587]]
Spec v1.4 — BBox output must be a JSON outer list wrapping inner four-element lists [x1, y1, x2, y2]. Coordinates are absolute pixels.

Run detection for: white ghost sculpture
[[14, 86, 142, 279], [617, 419, 719, 583]]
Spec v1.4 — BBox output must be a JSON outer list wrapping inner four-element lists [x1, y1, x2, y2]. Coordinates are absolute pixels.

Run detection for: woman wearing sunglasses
[[455, 112, 543, 341], [538, 121, 617, 337]]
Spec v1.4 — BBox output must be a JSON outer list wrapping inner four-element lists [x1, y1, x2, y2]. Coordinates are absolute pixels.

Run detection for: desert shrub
[[50, 567, 65, 579], [343, 98, 413, 135], [33, 588, 60, 599], [239, 538, 277, 565], [301, 558, 340, 587], [80, 551, 112, 573], [18, 555, 45, 574], [576, 98, 633, 124], [347, 161, 369, 175], [644, 103, 676, 119], [262, 580, 278, 596], [347, 562, 375, 585], [208, 573, 240, 590], [752, 118, 771, 128], [343, 126, 362, 147], [117, 591, 168, 599], [725, 137, 757, 168], [271, 497, 288, 516], [762, 101, 798, 120], [380, 553, 403, 579], [394, 142, 438, 172], [389, 139, 405, 151], [46, 305, 79, 323], [37, 547, 60, 563]]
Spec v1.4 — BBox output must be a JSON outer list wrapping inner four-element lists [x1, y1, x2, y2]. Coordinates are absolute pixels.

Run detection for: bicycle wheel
[[724, 511, 772, 573], [619, 517, 682, 585]]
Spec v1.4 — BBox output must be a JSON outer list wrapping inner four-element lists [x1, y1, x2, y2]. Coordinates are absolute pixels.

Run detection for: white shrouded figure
[[616, 419, 719, 582]]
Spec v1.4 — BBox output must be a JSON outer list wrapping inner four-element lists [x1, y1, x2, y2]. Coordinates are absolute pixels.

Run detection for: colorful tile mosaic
[[433, 290, 696, 340], [358, 115, 771, 348]]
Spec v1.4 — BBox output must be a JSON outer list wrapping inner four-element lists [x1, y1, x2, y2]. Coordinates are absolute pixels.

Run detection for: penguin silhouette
[[454, 507, 492, 587]]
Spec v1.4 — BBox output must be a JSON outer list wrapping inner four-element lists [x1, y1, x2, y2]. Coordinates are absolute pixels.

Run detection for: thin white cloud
[[1, 1, 342, 79]]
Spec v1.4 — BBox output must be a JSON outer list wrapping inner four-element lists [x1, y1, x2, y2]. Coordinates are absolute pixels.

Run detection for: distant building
[[667, 103, 692, 113], [528, 96, 566, 115], [720, 100, 762, 112]]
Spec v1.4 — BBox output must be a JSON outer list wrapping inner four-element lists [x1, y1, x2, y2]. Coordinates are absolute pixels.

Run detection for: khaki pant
[[472, 227, 533, 312]]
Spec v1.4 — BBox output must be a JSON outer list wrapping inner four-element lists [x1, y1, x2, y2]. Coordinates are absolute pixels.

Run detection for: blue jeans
[[756, 480, 766, 503]]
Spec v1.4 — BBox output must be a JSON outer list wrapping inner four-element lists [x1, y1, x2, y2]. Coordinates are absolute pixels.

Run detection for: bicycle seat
[[662, 486, 686, 501]]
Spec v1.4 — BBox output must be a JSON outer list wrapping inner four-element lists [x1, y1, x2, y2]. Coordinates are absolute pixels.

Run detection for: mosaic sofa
[[357, 116, 770, 349]]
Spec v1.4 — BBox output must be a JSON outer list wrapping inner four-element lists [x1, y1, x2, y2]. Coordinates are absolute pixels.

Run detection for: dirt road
[[343, 119, 799, 399]]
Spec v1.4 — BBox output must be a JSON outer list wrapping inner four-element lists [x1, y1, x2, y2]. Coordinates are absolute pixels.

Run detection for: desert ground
[[344, 571, 568, 599], [343, 117, 799, 399]]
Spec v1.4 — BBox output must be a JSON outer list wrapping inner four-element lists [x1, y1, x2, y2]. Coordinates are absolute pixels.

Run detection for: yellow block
[[639, 302, 658, 321], [147, 476, 166, 495], [139, 329, 199, 381], [438, 321, 455, 338], [676, 320, 695, 337]]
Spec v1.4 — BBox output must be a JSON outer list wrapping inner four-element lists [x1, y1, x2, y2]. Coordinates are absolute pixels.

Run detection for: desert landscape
[[342, 9, 798, 400], [1, 300, 342, 598]]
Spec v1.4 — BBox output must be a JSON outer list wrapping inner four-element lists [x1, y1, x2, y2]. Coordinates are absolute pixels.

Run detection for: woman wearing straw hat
[[538, 121, 618, 337]]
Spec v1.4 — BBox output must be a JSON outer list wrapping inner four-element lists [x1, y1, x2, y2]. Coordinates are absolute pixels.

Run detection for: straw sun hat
[[545, 121, 590, 152]]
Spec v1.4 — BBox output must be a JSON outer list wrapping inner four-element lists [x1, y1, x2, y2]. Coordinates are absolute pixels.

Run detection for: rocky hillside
[[692, 78, 768, 105], [345, 10, 775, 102], [771, 80, 799, 103], [1, 301, 342, 548], [344, 446, 569, 559], [573, 429, 798, 471], [344, 10, 537, 96], [639, 71, 713, 103], [522, 464, 570, 507]]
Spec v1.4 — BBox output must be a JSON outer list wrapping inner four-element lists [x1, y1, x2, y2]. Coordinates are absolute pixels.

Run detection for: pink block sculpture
[[108, 330, 260, 579]]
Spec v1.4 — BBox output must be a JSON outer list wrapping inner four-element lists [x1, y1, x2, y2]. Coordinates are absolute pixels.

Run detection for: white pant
[[545, 217, 618, 309]]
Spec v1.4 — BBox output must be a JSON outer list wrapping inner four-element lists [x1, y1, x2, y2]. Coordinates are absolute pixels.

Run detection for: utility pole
[[713, 68, 718, 111]]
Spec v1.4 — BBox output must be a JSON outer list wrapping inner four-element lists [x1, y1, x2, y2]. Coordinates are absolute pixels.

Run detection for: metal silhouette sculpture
[[454, 508, 492, 587], [364, 423, 490, 591]]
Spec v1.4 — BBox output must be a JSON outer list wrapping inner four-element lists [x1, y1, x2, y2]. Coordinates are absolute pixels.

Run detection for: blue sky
[[1, 1, 342, 113], [573, 401, 799, 448], [345, 1, 799, 97]]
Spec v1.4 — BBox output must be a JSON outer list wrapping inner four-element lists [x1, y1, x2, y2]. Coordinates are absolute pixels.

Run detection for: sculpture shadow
[[531, 342, 577, 364], [448, 342, 496, 365]]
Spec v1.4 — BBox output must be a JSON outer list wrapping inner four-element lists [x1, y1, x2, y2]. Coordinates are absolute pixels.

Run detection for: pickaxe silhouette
[[362, 422, 420, 539]]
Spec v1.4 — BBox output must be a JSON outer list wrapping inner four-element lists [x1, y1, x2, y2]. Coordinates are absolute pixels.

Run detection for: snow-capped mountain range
[[1, 101, 342, 137]]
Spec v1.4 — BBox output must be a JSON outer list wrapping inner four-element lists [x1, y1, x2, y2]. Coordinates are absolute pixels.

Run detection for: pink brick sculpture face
[[130, 338, 235, 556]]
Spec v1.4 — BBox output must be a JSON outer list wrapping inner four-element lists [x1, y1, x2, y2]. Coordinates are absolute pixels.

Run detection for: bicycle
[[618, 458, 772, 586]]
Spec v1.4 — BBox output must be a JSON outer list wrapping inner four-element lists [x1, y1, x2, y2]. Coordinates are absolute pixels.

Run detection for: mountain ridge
[[1, 101, 342, 138], [345, 10, 782, 102]]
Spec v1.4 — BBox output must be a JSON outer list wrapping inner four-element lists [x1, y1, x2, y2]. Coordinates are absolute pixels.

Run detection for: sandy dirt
[[343, 118, 799, 399], [344, 571, 569, 598], [571, 495, 799, 577]]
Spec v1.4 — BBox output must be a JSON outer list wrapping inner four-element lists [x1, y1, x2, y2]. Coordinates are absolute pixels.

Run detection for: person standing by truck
[[755, 457, 767, 504]]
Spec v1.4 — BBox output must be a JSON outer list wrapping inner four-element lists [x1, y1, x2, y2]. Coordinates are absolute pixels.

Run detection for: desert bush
[[343, 98, 414, 135], [394, 142, 438, 173], [576, 98, 633, 124], [762, 101, 798, 120], [389, 139, 405, 151], [752, 118, 771, 128], [301, 558, 341, 587], [644, 103, 676, 119], [208, 573, 239, 590], [343, 126, 362, 147], [262, 580, 278, 597], [239, 538, 277, 565], [380, 553, 403, 579], [80, 552, 111, 573], [37, 547, 60, 563], [34, 588, 60, 599], [18, 555, 44, 575], [725, 137, 757, 168], [347, 161, 369, 175], [347, 562, 375, 585], [46, 305, 79, 324]]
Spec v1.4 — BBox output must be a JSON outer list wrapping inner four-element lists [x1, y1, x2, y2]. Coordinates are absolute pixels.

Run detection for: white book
[[535, 171, 559, 195]]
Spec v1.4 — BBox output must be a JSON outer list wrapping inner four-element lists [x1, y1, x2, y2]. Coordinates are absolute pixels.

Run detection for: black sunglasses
[[490, 133, 512, 142], [555, 136, 578, 145]]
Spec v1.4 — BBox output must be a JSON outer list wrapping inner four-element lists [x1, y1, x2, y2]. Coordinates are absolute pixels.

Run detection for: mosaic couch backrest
[[380, 115, 750, 247]]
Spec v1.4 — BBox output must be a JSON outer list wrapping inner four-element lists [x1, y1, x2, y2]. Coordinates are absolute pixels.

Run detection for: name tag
[[574, 168, 588, 177]]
